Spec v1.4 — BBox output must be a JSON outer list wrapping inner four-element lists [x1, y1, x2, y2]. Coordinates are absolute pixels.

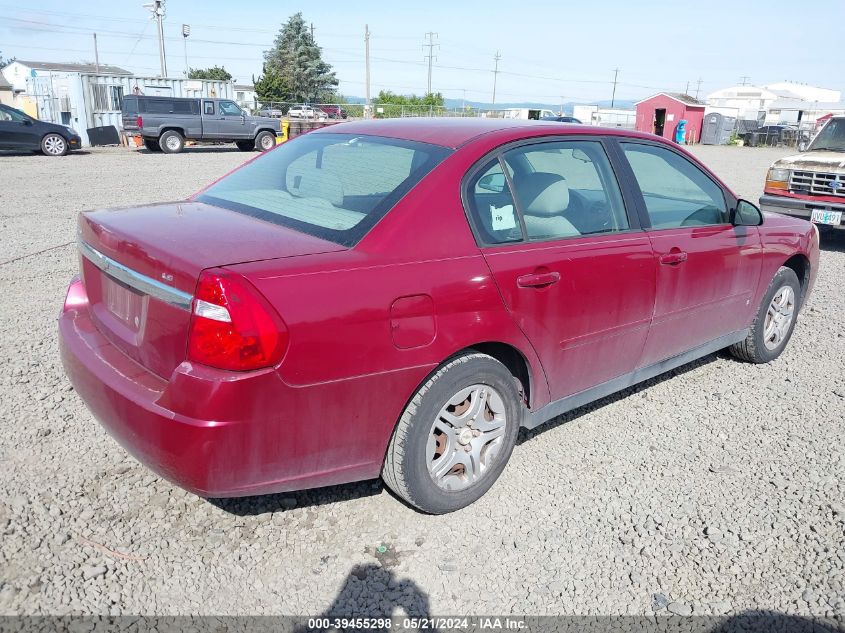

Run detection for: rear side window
[[621, 143, 728, 228], [197, 133, 452, 246], [204, 101, 215, 115], [142, 98, 198, 115]]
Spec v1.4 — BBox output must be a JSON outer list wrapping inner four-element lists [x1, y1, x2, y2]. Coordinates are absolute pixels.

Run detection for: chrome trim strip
[[78, 240, 193, 310]]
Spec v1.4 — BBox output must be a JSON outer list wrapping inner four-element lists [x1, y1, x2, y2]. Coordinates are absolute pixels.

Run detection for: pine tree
[[260, 13, 338, 103]]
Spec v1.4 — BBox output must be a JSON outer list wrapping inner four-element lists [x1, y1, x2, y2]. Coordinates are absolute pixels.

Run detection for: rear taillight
[[187, 270, 287, 371], [136, 115, 143, 128]]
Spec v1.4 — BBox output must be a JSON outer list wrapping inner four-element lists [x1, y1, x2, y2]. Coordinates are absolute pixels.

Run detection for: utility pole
[[93, 33, 100, 74], [364, 24, 371, 118], [740, 75, 751, 85], [423, 32, 438, 95], [695, 77, 703, 100], [492, 51, 501, 107], [182, 24, 190, 78], [685, 81, 689, 95], [611, 68, 620, 108], [144, 1, 167, 77], [310, 23, 315, 39]]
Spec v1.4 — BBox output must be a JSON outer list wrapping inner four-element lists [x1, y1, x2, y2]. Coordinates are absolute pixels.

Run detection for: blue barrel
[[675, 119, 688, 144]]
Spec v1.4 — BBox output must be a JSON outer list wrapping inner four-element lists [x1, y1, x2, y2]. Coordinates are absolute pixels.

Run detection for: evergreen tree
[[260, 13, 338, 103], [253, 65, 292, 102]]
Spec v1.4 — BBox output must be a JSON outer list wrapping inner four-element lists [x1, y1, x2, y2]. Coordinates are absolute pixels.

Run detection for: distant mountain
[[339, 95, 637, 113]]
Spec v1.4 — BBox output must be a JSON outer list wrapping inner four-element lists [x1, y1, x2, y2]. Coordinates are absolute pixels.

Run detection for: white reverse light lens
[[193, 298, 231, 322]]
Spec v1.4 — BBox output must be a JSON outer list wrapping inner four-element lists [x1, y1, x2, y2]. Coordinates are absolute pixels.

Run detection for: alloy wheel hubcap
[[763, 285, 795, 350], [427, 384, 507, 491], [166, 136, 180, 150], [261, 136, 273, 149], [45, 136, 65, 155]]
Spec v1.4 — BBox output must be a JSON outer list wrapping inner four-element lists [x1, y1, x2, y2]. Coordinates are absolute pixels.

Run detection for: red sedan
[[60, 119, 820, 513]]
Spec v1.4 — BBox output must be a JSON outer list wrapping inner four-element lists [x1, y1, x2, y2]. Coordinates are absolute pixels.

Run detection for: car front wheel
[[730, 266, 801, 363], [41, 133, 68, 156], [254, 131, 276, 151], [382, 353, 522, 514]]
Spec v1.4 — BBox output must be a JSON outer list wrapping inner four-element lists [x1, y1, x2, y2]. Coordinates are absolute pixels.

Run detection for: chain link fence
[[237, 100, 514, 120]]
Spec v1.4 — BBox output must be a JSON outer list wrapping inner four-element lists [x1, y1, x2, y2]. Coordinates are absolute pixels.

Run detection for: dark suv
[[0, 104, 82, 156], [122, 96, 280, 153]]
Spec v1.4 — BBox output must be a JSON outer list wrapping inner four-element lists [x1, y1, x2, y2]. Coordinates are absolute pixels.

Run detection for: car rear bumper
[[760, 193, 845, 228], [59, 280, 398, 498]]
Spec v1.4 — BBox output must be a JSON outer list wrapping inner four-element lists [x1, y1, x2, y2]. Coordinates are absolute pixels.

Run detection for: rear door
[[616, 140, 762, 367], [469, 138, 657, 400]]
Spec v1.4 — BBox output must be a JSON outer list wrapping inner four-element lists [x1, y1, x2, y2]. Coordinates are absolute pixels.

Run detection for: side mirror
[[22, 118, 33, 126], [478, 173, 506, 193], [732, 199, 764, 226]]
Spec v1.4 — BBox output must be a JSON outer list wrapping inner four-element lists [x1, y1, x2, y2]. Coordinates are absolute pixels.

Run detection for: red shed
[[635, 93, 706, 143]]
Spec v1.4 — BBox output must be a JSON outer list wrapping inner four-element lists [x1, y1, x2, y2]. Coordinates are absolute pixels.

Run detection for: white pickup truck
[[760, 115, 845, 230], [501, 108, 557, 120]]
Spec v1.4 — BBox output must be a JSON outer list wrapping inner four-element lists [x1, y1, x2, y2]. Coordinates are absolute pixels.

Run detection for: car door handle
[[517, 271, 561, 288], [659, 250, 688, 265]]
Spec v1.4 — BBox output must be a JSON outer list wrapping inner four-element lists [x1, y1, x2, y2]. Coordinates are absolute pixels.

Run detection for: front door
[[618, 141, 762, 367], [0, 105, 37, 149], [215, 100, 248, 139], [469, 139, 657, 400]]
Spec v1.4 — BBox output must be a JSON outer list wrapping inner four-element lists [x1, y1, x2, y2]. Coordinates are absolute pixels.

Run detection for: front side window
[[219, 101, 242, 116], [197, 133, 451, 246], [0, 105, 27, 122], [503, 140, 629, 240], [622, 143, 728, 228]]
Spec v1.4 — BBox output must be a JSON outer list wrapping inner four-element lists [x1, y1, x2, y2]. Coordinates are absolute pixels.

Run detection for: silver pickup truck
[[122, 95, 280, 154]]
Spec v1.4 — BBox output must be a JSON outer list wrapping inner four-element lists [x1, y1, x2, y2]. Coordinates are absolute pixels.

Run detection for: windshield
[[196, 133, 452, 246], [810, 119, 845, 151]]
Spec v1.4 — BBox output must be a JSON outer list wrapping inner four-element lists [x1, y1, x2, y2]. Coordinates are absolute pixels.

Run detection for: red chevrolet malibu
[[60, 119, 820, 513]]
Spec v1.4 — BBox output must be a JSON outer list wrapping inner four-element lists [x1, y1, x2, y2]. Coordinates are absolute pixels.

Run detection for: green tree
[[374, 90, 444, 106], [188, 66, 233, 81], [253, 65, 291, 102], [261, 13, 338, 102]]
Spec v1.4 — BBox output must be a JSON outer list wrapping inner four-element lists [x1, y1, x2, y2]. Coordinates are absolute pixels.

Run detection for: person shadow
[[296, 563, 434, 632]]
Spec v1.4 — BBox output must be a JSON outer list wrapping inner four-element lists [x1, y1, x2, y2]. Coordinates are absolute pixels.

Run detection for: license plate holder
[[810, 209, 842, 225]]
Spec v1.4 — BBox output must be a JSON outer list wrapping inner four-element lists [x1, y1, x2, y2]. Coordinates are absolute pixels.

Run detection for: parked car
[[760, 115, 845, 230], [320, 105, 348, 119], [121, 96, 280, 154], [540, 115, 583, 124], [287, 104, 323, 119], [502, 108, 557, 120], [257, 107, 284, 118], [0, 104, 81, 156], [60, 119, 819, 513]]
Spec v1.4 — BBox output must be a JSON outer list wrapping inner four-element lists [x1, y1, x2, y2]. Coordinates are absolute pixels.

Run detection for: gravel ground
[[0, 143, 843, 617]]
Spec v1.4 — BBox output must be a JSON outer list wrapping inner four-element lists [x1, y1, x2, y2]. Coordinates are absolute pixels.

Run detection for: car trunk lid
[[78, 201, 345, 378]]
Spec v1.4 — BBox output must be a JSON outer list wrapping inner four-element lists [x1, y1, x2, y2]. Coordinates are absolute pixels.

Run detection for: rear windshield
[[196, 133, 452, 246], [122, 96, 138, 115]]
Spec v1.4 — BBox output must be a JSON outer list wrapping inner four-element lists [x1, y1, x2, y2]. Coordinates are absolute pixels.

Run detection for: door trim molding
[[523, 329, 748, 430]]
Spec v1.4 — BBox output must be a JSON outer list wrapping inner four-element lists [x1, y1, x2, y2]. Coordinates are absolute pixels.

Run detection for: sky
[[1, 0, 843, 105]]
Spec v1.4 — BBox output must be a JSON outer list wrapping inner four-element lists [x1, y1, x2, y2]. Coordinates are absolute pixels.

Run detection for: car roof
[[311, 117, 656, 149]]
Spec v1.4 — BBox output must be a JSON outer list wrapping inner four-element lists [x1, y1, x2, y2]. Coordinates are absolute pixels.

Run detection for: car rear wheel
[[159, 130, 185, 154], [143, 138, 162, 152], [41, 133, 68, 156], [382, 353, 522, 514], [730, 266, 801, 363], [235, 140, 254, 151], [255, 131, 276, 151]]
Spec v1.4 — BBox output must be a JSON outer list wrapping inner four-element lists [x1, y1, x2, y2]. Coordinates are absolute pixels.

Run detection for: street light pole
[[182, 24, 190, 77]]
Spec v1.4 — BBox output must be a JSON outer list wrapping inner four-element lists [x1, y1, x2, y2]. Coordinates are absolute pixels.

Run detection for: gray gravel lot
[[0, 143, 843, 617]]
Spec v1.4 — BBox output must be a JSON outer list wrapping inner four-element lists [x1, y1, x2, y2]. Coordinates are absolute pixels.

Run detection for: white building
[[705, 82, 843, 122], [234, 84, 257, 110]]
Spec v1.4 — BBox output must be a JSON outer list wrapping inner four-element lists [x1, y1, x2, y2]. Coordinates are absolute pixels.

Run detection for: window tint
[[219, 101, 242, 116], [622, 143, 728, 228], [0, 106, 27, 122], [122, 96, 138, 114], [204, 101, 215, 115], [466, 159, 523, 244], [503, 141, 629, 240], [197, 133, 451, 246], [143, 98, 197, 114]]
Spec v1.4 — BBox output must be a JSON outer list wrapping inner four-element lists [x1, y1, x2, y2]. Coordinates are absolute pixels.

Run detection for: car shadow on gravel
[[819, 229, 845, 253], [137, 146, 246, 154], [708, 611, 843, 632], [207, 479, 382, 516], [518, 352, 721, 445], [0, 150, 92, 157]]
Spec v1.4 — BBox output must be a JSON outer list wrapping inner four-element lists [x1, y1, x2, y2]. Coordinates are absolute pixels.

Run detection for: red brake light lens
[[187, 270, 287, 371], [136, 115, 143, 128]]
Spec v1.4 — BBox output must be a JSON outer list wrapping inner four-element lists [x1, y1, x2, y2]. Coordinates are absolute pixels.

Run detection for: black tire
[[159, 130, 184, 154], [143, 138, 162, 152], [382, 353, 522, 514], [235, 140, 254, 152], [730, 266, 801, 363], [40, 133, 68, 156], [254, 131, 276, 151]]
